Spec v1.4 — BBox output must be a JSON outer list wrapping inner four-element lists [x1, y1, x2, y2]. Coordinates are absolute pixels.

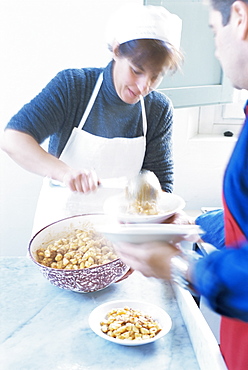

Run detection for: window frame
[[198, 90, 247, 135]]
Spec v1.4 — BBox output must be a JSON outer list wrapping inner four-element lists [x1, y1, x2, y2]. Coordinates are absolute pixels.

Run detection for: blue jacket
[[193, 102, 248, 323]]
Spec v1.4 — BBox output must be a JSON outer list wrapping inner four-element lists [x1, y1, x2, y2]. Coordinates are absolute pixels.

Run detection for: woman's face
[[112, 51, 166, 104]]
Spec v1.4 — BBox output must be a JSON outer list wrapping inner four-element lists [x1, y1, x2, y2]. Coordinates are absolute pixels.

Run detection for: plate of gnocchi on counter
[[88, 300, 172, 346], [103, 192, 186, 224]]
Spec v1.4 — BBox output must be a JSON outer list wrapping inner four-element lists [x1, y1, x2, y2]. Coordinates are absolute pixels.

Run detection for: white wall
[[0, 0, 142, 256], [0, 0, 237, 256], [172, 107, 236, 210]]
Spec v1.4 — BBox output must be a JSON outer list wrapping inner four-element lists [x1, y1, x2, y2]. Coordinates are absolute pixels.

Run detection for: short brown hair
[[112, 39, 183, 75]]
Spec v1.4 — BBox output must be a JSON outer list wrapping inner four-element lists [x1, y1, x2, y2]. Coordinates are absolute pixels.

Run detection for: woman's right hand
[[62, 168, 99, 193]]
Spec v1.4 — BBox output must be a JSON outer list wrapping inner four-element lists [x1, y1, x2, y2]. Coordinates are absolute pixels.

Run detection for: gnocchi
[[100, 306, 162, 340], [35, 224, 118, 269], [127, 200, 160, 215]]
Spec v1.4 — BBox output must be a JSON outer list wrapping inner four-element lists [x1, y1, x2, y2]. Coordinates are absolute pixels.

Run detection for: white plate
[[103, 192, 186, 224], [88, 300, 172, 346], [96, 223, 203, 244]]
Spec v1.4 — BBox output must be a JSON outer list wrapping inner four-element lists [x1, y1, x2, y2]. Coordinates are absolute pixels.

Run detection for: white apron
[[32, 73, 147, 234]]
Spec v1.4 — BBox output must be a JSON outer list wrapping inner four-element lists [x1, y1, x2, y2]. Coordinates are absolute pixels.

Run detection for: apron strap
[[78, 71, 147, 140], [78, 72, 104, 130], [140, 96, 147, 137]]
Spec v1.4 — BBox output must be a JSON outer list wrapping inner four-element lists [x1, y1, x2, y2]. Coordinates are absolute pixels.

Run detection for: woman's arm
[[1, 129, 98, 192]]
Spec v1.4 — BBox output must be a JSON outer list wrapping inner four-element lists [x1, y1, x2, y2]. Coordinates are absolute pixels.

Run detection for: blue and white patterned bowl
[[28, 214, 129, 293]]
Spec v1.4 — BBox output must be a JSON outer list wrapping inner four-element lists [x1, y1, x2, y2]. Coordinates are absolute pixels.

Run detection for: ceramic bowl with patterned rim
[[28, 214, 129, 293]]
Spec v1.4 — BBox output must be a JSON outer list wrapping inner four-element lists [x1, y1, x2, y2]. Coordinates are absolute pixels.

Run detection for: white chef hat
[[106, 4, 182, 51]]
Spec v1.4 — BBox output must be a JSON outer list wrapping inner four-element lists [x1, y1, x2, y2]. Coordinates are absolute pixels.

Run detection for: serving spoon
[[49, 177, 128, 189], [125, 170, 162, 204], [49, 170, 161, 204]]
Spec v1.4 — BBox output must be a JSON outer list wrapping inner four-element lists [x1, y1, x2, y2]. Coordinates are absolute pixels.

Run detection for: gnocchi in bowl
[[89, 300, 172, 346], [28, 214, 129, 293]]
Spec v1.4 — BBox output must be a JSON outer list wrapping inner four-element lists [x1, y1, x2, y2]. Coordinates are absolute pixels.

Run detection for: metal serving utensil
[[49, 177, 129, 189], [99, 177, 128, 189], [49, 172, 161, 203], [125, 170, 162, 204]]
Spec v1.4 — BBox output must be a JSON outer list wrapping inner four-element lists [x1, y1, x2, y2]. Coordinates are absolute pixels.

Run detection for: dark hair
[[210, 0, 248, 25], [113, 39, 183, 74]]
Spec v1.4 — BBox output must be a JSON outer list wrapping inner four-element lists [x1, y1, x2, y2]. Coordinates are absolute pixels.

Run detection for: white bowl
[[103, 192, 185, 224], [95, 223, 203, 244], [88, 300, 172, 346]]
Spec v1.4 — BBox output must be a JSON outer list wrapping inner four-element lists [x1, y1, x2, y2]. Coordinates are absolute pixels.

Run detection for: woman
[[1, 5, 182, 233]]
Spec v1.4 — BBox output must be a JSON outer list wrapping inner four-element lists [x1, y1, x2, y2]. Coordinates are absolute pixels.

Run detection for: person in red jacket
[[114, 1, 248, 369]]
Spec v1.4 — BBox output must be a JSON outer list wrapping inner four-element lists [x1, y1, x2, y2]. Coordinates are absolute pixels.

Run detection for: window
[[144, 0, 233, 108], [198, 90, 248, 135]]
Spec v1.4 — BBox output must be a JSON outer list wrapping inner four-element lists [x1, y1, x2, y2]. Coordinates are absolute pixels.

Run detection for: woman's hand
[[114, 241, 180, 280], [62, 168, 99, 193]]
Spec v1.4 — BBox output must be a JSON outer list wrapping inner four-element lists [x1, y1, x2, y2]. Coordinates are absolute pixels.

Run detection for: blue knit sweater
[[6, 61, 174, 192]]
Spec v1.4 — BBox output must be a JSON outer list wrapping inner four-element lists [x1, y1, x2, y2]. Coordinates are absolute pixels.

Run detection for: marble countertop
[[0, 257, 201, 370]]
